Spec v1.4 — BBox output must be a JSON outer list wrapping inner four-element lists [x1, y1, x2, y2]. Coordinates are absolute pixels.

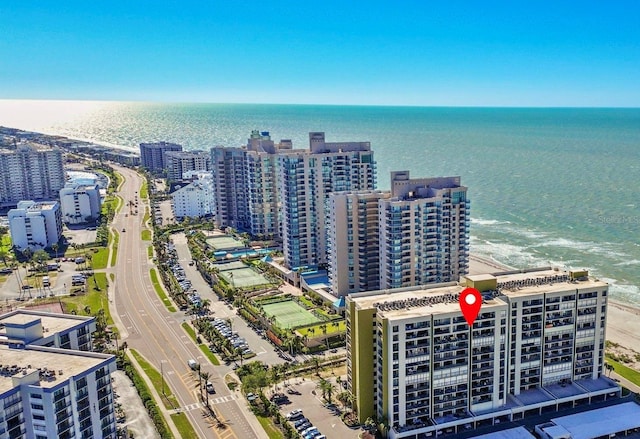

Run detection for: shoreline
[[469, 253, 640, 353]]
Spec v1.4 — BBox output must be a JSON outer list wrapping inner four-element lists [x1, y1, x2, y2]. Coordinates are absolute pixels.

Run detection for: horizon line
[[0, 98, 639, 110]]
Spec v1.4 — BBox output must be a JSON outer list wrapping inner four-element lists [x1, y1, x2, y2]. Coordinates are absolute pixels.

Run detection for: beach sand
[[468, 254, 640, 354]]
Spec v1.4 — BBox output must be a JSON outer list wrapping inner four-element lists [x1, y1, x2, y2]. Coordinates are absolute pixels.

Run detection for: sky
[[0, 1, 639, 106]]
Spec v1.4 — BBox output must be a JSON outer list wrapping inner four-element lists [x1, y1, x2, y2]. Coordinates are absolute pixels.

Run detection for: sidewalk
[[126, 351, 182, 439]]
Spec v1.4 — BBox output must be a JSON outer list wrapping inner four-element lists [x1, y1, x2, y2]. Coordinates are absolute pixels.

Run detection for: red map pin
[[459, 287, 482, 326]]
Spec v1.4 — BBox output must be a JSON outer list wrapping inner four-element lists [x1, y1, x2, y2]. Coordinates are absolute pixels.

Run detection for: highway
[[109, 166, 264, 439]]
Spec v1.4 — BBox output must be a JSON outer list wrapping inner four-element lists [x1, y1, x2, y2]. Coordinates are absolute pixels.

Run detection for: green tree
[[32, 249, 50, 272]]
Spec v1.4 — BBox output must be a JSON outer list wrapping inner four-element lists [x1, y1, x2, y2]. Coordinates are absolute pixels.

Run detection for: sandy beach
[[468, 254, 640, 354]]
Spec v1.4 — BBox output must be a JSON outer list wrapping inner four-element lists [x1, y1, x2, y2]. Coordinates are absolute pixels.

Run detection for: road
[[109, 165, 264, 439]]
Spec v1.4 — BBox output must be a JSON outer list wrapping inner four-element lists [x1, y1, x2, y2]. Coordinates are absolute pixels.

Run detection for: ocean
[[1, 100, 639, 304]]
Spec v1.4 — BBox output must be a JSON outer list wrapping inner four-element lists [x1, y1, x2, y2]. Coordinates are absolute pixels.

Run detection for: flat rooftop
[[0, 345, 112, 394], [471, 426, 535, 439], [467, 268, 608, 298], [550, 401, 640, 439], [0, 310, 93, 338], [350, 283, 507, 319]]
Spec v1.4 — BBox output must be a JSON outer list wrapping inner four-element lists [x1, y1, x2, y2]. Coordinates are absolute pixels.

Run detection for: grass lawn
[[607, 356, 640, 386], [256, 414, 284, 439], [147, 245, 153, 259], [296, 321, 346, 337], [61, 273, 112, 323], [141, 229, 152, 241], [140, 180, 148, 199], [1, 234, 11, 252], [110, 230, 119, 267], [130, 350, 180, 410], [143, 207, 150, 225], [170, 413, 198, 439], [92, 246, 109, 270], [150, 268, 176, 312]]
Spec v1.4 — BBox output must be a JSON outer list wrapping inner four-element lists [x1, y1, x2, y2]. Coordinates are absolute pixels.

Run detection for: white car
[[286, 409, 303, 420]]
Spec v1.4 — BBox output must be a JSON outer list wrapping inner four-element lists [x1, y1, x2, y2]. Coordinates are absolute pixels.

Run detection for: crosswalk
[[168, 393, 237, 414]]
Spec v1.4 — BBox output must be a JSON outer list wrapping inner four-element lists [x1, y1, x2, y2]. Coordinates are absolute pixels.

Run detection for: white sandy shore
[[469, 254, 640, 353]]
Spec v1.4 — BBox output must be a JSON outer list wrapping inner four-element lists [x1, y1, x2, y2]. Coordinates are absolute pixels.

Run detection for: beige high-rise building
[[346, 269, 615, 438]]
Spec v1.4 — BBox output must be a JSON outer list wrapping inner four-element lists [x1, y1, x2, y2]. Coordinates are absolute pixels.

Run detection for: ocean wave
[[532, 238, 628, 259], [470, 218, 511, 226], [614, 259, 640, 267], [598, 277, 640, 305]]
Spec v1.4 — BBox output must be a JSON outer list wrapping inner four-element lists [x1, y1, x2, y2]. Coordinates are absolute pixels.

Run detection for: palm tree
[[51, 243, 59, 260], [195, 363, 203, 397], [317, 378, 335, 404], [270, 365, 282, 394], [312, 356, 321, 376], [201, 371, 210, 405], [319, 323, 328, 350], [337, 391, 353, 412], [235, 346, 245, 366]]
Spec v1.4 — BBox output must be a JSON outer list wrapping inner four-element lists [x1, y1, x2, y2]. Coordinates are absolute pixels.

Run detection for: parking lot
[[279, 379, 359, 439]]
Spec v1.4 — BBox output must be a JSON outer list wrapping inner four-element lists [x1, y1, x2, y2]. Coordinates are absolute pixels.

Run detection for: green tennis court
[[218, 267, 271, 289], [206, 235, 245, 250], [262, 300, 322, 329], [215, 261, 247, 271]]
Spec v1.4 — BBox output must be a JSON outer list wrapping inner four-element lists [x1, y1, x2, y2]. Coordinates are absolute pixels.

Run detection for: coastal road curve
[[109, 165, 264, 439]]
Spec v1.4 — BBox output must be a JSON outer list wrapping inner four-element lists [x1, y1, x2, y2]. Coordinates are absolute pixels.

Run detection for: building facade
[[327, 190, 389, 296], [327, 172, 469, 296], [0, 310, 116, 439], [379, 172, 469, 289], [8, 200, 63, 250], [278, 132, 376, 269], [346, 269, 615, 438], [211, 130, 292, 238], [165, 150, 211, 181], [59, 183, 101, 224], [139, 141, 182, 174], [0, 144, 65, 207], [171, 172, 215, 220]]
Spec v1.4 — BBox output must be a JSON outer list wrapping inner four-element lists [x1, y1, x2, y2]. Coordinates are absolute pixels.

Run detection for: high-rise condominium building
[[0, 144, 65, 207], [327, 190, 390, 296], [346, 268, 614, 438], [278, 132, 376, 269], [8, 200, 63, 250], [379, 172, 469, 289], [165, 150, 211, 181], [139, 141, 182, 174], [328, 172, 469, 296], [211, 130, 291, 238]]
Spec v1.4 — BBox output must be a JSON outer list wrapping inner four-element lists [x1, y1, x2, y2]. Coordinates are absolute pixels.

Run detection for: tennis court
[[262, 300, 322, 329], [206, 235, 245, 251], [215, 261, 247, 271], [215, 261, 271, 289]]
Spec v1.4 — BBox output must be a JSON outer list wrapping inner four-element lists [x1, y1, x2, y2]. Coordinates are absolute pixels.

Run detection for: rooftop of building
[[467, 268, 607, 297], [349, 268, 606, 318], [549, 401, 640, 439], [0, 310, 94, 339], [349, 282, 507, 319], [465, 426, 535, 439], [10, 200, 59, 212], [0, 345, 112, 393]]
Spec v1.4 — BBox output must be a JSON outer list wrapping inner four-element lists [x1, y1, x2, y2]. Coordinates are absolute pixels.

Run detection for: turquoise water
[[1, 101, 639, 303]]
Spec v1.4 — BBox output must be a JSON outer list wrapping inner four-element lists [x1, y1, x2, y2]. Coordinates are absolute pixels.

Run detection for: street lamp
[[161, 360, 167, 395]]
